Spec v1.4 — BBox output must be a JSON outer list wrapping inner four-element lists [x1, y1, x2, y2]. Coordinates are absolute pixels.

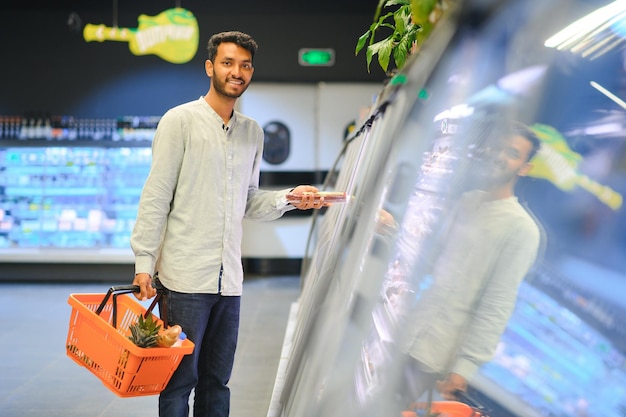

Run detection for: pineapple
[[128, 313, 161, 348]]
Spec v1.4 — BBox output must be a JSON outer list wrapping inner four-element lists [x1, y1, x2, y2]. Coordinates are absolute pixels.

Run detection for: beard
[[458, 160, 518, 193], [211, 75, 249, 99]]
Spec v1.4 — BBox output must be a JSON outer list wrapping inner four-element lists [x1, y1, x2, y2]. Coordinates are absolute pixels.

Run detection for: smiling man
[[130, 31, 325, 417], [398, 120, 543, 406]]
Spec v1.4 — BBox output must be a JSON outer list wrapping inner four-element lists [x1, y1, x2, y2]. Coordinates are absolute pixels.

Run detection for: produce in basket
[[157, 325, 183, 347], [128, 313, 162, 348]]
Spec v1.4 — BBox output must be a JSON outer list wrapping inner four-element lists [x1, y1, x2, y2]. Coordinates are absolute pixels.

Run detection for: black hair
[[207, 31, 258, 61], [464, 118, 541, 163], [509, 121, 541, 162]]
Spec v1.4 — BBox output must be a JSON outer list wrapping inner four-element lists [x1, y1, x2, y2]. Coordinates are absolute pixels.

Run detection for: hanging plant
[[355, 0, 450, 74]]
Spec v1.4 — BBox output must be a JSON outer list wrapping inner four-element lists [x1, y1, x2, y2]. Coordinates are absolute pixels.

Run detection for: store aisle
[[0, 275, 300, 417]]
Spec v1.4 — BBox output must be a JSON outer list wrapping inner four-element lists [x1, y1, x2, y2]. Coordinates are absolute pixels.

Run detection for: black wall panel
[[0, 4, 386, 118]]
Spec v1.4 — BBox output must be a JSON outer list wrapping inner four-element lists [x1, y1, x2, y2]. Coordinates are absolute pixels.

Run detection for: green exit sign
[[298, 48, 335, 66]]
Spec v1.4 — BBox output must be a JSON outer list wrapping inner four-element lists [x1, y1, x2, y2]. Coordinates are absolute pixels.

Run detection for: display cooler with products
[[0, 116, 157, 279], [271, 1, 626, 417], [0, 83, 381, 280]]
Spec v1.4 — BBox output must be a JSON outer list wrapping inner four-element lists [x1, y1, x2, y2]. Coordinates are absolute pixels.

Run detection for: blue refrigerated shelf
[[106, 187, 144, 197], [0, 140, 152, 148], [0, 142, 152, 255], [476, 280, 626, 417], [4, 187, 107, 196]]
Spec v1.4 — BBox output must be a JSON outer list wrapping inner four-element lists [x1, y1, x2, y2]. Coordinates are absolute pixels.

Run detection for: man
[[401, 120, 542, 403], [131, 31, 325, 417]]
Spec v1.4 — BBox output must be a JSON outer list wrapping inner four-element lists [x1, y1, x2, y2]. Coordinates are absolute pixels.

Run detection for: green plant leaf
[[366, 44, 375, 71], [394, 9, 407, 34], [368, 37, 395, 72], [399, 3, 414, 20], [411, 0, 438, 21], [372, 0, 388, 23], [393, 38, 409, 69], [397, 24, 421, 67], [385, 0, 412, 6], [356, 30, 371, 55], [358, 0, 449, 73], [411, 0, 440, 42], [377, 11, 395, 27]]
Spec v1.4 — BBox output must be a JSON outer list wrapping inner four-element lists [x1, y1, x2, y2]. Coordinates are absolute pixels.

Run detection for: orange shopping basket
[[66, 285, 194, 397], [403, 401, 485, 417], [403, 391, 491, 417]]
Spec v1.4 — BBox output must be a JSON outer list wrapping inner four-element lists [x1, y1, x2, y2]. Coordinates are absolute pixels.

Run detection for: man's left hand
[[436, 372, 467, 400], [289, 185, 330, 210]]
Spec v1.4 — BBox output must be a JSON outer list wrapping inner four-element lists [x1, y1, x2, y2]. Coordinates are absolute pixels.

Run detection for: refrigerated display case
[[0, 114, 160, 265], [273, 1, 626, 417], [0, 84, 381, 277], [0, 139, 152, 263]]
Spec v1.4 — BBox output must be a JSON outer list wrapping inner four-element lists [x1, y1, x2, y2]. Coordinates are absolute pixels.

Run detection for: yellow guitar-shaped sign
[[529, 123, 623, 210], [83, 8, 198, 64]]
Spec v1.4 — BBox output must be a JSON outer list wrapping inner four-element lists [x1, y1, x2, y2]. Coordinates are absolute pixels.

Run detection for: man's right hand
[[133, 273, 157, 301]]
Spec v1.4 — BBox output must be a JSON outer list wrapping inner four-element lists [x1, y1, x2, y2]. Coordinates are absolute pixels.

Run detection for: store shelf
[[0, 139, 152, 148], [0, 140, 152, 258], [0, 247, 134, 263]]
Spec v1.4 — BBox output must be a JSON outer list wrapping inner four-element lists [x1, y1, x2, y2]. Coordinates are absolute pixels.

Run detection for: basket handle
[[95, 285, 163, 329], [454, 390, 491, 417]]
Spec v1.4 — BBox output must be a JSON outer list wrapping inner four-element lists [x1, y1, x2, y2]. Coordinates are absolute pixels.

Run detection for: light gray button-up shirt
[[131, 97, 295, 295], [406, 191, 540, 379]]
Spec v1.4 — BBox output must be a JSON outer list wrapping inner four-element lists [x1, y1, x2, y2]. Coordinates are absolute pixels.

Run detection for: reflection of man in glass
[[401, 121, 542, 404]]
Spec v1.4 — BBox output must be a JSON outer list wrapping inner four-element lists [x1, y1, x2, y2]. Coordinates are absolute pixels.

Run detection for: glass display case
[[0, 143, 152, 262], [274, 1, 626, 417], [0, 116, 156, 263]]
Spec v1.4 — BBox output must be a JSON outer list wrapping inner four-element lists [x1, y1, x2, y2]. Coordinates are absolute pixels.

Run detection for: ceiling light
[[590, 80, 626, 109], [545, 0, 626, 59]]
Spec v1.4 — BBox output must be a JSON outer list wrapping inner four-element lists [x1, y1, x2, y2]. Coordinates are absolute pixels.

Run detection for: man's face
[[494, 135, 533, 182], [205, 42, 254, 99], [468, 134, 534, 190]]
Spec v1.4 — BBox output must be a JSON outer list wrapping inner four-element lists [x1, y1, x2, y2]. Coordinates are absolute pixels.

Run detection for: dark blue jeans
[[158, 288, 241, 417], [399, 356, 439, 408]]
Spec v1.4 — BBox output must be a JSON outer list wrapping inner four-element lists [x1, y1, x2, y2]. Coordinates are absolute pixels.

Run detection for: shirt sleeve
[[130, 110, 185, 276], [450, 219, 541, 380], [243, 123, 296, 220]]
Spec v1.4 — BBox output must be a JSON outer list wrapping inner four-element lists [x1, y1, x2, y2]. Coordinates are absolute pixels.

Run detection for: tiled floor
[[0, 276, 300, 417]]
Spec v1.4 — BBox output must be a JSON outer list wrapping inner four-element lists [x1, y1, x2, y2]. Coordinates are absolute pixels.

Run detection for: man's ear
[[518, 162, 533, 177], [205, 59, 213, 77]]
